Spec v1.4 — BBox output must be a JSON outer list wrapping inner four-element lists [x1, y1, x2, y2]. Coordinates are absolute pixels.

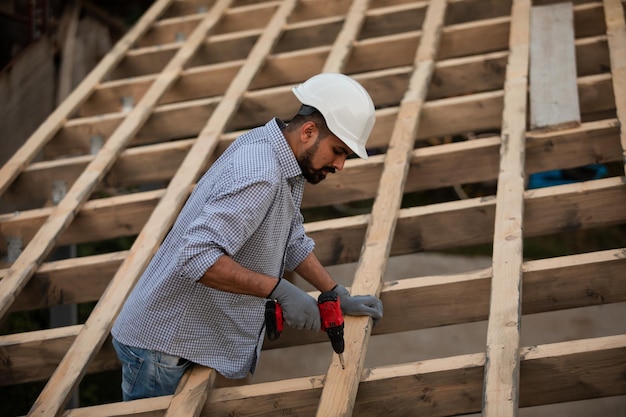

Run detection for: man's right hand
[[270, 279, 320, 331]]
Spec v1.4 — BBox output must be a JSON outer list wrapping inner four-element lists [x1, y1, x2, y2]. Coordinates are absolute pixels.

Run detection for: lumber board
[[482, 0, 529, 413], [6, 105, 616, 216], [316, 2, 447, 415], [25, 1, 237, 414], [39, 64, 615, 161], [530, 3, 581, 130], [322, 0, 370, 72], [164, 366, 216, 417], [0, 326, 119, 386], [603, 0, 626, 169], [3, 169, 623, 274], [71, 3, 608, 121], [0, 0, 232, 325], [60, 335, 626, 416], [4, 246, 625, 386], [1, 0, 624, 415], [27, 0, 300, 415], [7, 252, 127, 313]]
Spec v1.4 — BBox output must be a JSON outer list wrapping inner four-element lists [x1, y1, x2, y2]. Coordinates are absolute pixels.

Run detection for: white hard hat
[[292, 73, 375, 160]]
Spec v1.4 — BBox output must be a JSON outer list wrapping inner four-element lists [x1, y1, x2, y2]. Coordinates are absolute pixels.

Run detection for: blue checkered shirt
[[112, 118, 314, 378]]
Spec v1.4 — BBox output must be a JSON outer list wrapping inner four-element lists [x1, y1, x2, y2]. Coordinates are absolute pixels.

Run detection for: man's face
[[298, 133, 352, 184]]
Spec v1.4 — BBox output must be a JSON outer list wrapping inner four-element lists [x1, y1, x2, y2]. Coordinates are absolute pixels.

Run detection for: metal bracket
[[121, 96, 134, 113], [7, 236, 22, 263], [52, 180, 67, 205], [175, 32, 186, 42], [90, 135, 104, 155]]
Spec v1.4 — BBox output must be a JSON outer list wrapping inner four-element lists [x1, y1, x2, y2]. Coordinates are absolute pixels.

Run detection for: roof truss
[[1, 0, 625, 415]]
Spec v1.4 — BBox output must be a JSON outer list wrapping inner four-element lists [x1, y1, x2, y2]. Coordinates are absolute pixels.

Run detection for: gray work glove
[[270, 278, 320, 331], [333, 284, 383, 323]]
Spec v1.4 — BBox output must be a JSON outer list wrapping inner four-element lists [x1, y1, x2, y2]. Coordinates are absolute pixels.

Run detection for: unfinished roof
[[1, 0, 625, 415]]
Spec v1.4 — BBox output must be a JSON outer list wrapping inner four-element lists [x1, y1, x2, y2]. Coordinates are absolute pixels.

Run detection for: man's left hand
[[333, 284, 383, 323]]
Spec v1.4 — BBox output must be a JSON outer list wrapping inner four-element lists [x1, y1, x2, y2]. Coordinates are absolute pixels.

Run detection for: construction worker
[[111, 73, 383, 400]]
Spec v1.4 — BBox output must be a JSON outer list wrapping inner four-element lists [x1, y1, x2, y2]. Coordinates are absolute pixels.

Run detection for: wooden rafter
[[482, 0, 529, 414], [0, 1, 625, 416]]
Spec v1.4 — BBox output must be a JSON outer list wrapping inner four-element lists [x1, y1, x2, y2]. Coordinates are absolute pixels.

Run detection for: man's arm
[[293, 251, 337, 292], [198, 255, 277, 298], [199, 254, 321, 331]]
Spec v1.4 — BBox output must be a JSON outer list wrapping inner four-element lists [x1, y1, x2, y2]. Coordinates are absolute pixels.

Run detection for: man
[[111, 73, 383, 400]]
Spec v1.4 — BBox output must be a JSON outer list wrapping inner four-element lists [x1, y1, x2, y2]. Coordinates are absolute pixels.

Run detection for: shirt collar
[[266, 118, 302, 180]]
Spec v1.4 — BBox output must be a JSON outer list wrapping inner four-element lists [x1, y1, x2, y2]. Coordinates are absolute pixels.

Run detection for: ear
[[301, 121, 317, 143]]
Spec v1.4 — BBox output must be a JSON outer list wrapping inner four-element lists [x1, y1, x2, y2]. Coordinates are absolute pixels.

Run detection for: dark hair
[[286, 107, 332, 138]]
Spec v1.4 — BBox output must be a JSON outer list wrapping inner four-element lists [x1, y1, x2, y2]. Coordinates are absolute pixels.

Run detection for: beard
[[298, 138, 336, 184]]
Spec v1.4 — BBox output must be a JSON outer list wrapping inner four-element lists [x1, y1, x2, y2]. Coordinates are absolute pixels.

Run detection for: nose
[[333, 155, 347, 171]]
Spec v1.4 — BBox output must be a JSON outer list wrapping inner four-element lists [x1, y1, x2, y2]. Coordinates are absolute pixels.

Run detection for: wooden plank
[[482, 0, 530, 414], [25, 1, 236, 414], [7, 252, 126, 313], [316, 1, 448, 416], [530, 3, 581, 130], [0, 0, 230, 320], [603, 0, 626, 170], [6, 111, 619, 214], [0, 0, 175, 196], [4, 246, 625, 386], [39, 66, 615, 161], [28, 0, 298, 414], [3, 170, 622, 276], [0, 327, 119, 386], [60, 335, 626, 416], [322, 0, 370, 72], [165, 366, 216, 417]]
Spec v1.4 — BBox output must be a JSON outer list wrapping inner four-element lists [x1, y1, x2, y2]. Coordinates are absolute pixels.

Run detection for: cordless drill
[[265, 289, 346, 369], [317, 289, 345, 369]]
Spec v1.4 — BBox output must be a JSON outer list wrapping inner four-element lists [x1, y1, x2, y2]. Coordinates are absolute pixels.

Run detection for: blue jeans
[[112, 338, 192, 401]]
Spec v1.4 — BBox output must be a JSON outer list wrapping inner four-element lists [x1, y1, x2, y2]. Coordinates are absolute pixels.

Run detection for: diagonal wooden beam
[[165, 366, 217, 417], [322, 0, 371, 73], [161, 0, 300, 413], [26, 0, 236, 414], [30, 0, 299, 411], [603, 0, 626, 170], [482, 0, 530, 415], [315, 1, 448, 416], [0, 0, 233, 324]]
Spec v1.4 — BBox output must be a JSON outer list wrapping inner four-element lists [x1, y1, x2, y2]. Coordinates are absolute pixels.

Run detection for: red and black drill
[[266, 289, 345, 369]]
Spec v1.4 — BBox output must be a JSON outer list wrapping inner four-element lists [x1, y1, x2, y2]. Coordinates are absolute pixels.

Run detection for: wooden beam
[[316, 2, 448, 416], [603, 0, 626, 170], [0, 0, 232, 323], [482, 0, 529, 414], [3, 171, 623, 276], [4, 111, 619, 214], [60, 335, 626, 416], [25, 1, 236, 414], [165, 366, 216, 417], [38, 66, 614, 162], [4, 246, 625, 386], [322, 0, 370, 72], [530, 2, 581, 130]]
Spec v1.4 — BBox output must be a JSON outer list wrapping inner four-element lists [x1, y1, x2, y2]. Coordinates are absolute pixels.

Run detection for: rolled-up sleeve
[[177, 177, 277, 281]]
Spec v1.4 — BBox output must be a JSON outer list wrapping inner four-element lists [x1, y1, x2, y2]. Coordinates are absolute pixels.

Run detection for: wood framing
[[1, 0, 625, 416]]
